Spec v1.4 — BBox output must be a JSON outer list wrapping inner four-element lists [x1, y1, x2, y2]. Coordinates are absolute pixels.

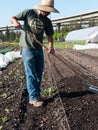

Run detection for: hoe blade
[[87, 82, 98, 94]]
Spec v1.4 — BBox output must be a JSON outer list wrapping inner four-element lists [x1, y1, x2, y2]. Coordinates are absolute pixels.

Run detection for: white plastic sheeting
[[73, 43, 98, 50], [0, 51, 21, 69], [87, 31, 98, 42], [65, 26, 98, 41]]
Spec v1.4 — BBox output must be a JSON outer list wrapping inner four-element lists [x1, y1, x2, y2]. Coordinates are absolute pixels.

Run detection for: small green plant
[[1, 116, 7, 123], [19, 75, 25, 81], [8, 70, 13, 75], [42, 87, 57, 97], [42, 75, 45, 81], [0, 81, 3, 85], [3, 75, 8, 80], [0, 93, 7, 98], [8, 94, 15, 99], [0, 125, 3, 130], [16, 69, 20, 73], [5, 108, 13, 113]]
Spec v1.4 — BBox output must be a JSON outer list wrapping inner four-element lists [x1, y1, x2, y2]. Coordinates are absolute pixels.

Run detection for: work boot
[[29, 100, 44, 107]]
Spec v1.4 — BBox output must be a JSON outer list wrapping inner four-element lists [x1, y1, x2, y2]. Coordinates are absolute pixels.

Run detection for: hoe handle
[[21, 27, 48, 51]]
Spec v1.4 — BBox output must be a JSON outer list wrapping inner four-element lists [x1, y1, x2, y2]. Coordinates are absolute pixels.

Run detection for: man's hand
[[14, 21, 21, 29], [48, 47, 55, 55], [10, 16, 21, 29]]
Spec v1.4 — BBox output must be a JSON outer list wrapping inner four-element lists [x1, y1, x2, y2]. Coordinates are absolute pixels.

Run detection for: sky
[[1, 0, 98, 27]]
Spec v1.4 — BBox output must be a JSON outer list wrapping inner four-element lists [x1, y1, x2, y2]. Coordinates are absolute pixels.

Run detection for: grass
[[54, 42, 66, 48], [0, 41, 86, 53], [44, 42, 75, 49], [43, 39, 85, 49], [0, 42, 19, 54], [0, 48, 12, 54], [54, 40, 85, 48], [0, 42, 18, 46]]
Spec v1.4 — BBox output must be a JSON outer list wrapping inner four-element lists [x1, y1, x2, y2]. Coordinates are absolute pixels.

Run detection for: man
[[10, 0, 59, 107]]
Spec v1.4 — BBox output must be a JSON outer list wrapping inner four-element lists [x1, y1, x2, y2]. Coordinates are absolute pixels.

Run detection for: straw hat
[[34, 0, 59, 13]]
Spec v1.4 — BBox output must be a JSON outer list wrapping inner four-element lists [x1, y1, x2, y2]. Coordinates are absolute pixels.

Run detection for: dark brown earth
[[0, 47, 98, 130]]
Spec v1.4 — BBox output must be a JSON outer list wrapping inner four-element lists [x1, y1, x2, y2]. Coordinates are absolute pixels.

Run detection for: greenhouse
[[65, 26, 98, 43]]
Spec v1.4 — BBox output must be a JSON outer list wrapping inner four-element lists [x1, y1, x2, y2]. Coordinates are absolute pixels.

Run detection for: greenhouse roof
[[65, 26, 98, 41]]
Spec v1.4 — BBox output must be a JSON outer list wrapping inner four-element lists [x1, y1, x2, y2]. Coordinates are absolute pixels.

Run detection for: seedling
[[0, 126, 3, 130], [1, 116, 7, 123], [19, 75, 25, 81], [5, 108, 13, 113], [42, 86, 57, 97], [0, 81, 3, 85], [0, 93, 7, 98], [42, 75, 45, 81], [16, 69, 20, 73], [8, 70, 13, 75], [3, 75, 8, 80], [8, 94, 15, 99]]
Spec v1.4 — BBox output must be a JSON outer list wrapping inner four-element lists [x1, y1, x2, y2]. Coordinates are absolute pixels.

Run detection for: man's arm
[[47, 35, 55, 54]]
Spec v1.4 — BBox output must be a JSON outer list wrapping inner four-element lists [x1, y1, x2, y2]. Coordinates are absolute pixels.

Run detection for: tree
[[9, 31, 16, 41], [5, 26, 10, 41]]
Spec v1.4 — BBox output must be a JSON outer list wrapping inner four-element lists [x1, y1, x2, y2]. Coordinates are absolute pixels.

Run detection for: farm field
[[0, 45, 98, 130]]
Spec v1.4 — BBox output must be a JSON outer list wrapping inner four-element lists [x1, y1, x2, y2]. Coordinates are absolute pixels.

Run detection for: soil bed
[[0, 48, 98, 130]]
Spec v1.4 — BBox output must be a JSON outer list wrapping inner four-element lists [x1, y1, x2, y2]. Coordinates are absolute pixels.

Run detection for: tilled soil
[[0, 48, 98, 130]]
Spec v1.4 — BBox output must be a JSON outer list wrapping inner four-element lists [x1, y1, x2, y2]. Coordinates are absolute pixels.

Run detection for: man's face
[[40, 10, 50, 16]]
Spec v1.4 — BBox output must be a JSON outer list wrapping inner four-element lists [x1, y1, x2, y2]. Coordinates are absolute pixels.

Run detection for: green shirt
[[16, 9, 54, 49]]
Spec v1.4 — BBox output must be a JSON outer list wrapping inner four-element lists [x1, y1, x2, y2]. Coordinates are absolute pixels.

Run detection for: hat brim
[[34, 5, 59, 13]]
